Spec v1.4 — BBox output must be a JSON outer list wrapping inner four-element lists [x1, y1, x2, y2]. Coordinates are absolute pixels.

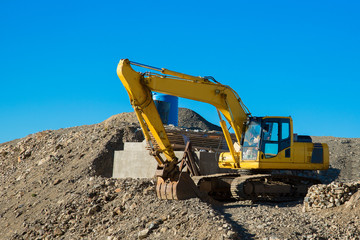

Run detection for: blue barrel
[[152, 93, 178, 126]]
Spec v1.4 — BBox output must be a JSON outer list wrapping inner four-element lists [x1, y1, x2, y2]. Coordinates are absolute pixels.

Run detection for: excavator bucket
[[156, 172, 199, 200]]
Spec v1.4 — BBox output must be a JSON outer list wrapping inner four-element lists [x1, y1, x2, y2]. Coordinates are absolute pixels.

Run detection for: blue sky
[[1, 0, 359, 143]]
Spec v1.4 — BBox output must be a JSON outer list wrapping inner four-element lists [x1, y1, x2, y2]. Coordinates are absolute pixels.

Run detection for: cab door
[[261, 118, 291, 161]]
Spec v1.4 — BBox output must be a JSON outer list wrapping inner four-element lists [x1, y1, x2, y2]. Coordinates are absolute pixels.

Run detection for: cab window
[[261, 118, 291, 159], [242, 121, 261, 160], [281, 122, 289, 140], [263, 122, 279, 158]]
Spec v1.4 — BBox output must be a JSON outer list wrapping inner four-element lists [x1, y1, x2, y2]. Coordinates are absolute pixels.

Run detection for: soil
[[0, 108, 359, 239], [178, 108, 222, 131]]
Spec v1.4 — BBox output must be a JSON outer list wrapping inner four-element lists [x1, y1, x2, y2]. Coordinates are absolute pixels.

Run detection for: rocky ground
[[0, 109, 359, 239]]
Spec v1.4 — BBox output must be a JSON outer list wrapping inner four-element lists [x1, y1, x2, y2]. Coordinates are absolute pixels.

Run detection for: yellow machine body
[[116, 59, 329, 199]]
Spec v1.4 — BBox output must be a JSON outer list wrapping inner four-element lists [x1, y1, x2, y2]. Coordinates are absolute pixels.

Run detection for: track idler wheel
[[156, 172, 199, 200]]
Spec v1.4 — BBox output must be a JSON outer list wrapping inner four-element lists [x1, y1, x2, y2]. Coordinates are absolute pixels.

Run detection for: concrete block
[[112, 142, 236, 179], [112, 142, 183, 178], [113, 150, 158, 178], [123, 141, 147, 151]]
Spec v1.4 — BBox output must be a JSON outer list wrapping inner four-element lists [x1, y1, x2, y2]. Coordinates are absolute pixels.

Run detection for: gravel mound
[[0, 110, 234, 240], [304, 181, 360, 209], [102, 108, 222, 132], [8, 177, 231, 239], [178, 108, 222, 131], [0, 109, 359, 239]]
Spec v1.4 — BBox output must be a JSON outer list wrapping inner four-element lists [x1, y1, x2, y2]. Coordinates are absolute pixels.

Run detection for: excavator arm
[[117, 59, 250, 163], [117, 59, 251, 199]]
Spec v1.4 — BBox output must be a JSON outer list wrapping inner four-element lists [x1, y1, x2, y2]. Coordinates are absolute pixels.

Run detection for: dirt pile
[[0, 110, 235, 240], [0, 109, 359, 239], [178, 108, 222, 131], [219, 196, 360, 239], [304, 181, 360, 209], [8, 177, 232, 239], [103, 108, 222, 132]]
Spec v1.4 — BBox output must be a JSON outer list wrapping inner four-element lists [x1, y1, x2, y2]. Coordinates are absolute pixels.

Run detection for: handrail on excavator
[[129, 60, 207, 83], [129, 61, 162, 71]]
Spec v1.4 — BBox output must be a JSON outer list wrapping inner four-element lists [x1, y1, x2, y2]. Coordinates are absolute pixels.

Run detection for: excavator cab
[[260, 117, 292, 160], [220, 116, 329, 171]]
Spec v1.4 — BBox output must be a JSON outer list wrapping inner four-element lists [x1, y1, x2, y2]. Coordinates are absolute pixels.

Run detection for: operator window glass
[[269, 122, 278, 141], [263, 122, 279, 158], [243, 122, 261, 148], [281, 122, 289, 140], [242, 121, 261, 160], [264, 143, 279, 158]]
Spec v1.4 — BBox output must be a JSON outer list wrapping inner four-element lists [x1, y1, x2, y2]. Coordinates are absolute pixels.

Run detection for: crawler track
[[192, 173, 321, 202], [192, 173, 240, 201], [230, 174, 321, 201]]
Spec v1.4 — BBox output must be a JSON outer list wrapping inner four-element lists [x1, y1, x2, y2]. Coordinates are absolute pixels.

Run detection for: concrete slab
[[123, 141, 147, 151], [113, 150, 158, 178], [112, 142, 236, 178]]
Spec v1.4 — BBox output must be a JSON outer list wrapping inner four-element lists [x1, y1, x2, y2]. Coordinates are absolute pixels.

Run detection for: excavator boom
[[117, 59, 251, 199], [117, 59, 250, 167]]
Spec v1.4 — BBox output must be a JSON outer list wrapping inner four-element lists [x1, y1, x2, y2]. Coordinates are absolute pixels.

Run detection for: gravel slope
[[0, 109, 359, 239]]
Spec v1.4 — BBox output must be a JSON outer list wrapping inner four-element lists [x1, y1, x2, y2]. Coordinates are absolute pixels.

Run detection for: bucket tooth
[[156, 178, 164, 199], [156, 172, 198, 200]]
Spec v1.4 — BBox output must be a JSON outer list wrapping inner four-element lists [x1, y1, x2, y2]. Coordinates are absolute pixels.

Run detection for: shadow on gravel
[[220, 200, 303, 209], [92, 127, 144, 178], [213, 204, 256, 240], [212, 200, 304, 239], [93, 137, 124, 177], [93, 129, 132, 178], [320, 167, 341, 184], [205, 166, 341, 239]]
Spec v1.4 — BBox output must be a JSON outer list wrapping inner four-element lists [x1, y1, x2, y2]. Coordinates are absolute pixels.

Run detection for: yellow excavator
[[117, 59, 329, 201]]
